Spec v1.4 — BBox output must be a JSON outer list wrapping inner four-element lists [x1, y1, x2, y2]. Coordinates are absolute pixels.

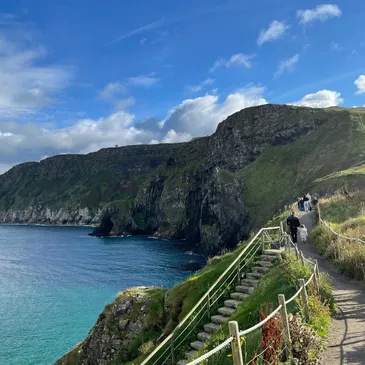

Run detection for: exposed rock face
[[55, 287, 162, 365], [0, 206, 101, 225], [0, 104, 360, 254]]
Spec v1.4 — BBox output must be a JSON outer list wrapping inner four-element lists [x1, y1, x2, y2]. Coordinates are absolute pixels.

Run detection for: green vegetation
[[239, 109, 365, 226], [186, 254, 333, 365], [311, 190, 365, 280]]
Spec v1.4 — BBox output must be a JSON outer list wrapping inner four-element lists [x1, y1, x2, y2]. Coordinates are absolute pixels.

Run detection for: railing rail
[[141, 227, 281, 365], [185, 232, 319, 365]]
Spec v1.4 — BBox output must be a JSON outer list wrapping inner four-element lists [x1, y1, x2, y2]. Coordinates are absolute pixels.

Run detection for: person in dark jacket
[[286, 211, 300, 243]]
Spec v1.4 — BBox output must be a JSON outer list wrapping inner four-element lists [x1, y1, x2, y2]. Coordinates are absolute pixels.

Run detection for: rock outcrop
[[55, 287, 166, 365]]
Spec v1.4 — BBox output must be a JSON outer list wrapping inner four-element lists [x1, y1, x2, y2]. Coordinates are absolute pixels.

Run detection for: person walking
[[286, 211, 300, 243], [303, 194, 309, 212], [297, 224, 308, 244]]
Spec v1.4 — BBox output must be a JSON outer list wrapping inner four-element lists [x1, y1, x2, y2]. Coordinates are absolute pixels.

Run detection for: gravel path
[[297, 212, 365, 365]]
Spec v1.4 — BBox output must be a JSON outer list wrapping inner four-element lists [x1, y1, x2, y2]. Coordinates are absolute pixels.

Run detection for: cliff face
[[1, 104, 364, 254], [55, 287, 167, 365]]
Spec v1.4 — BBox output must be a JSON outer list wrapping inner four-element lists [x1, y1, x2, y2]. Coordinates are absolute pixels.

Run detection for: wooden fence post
[[278, 294, 292, 359], [299, 251, 305, 267], [314, 259, 320, 279], [298, 279, 310, 320], [228, 321, 244, 365], [312, 266, 319, 292]]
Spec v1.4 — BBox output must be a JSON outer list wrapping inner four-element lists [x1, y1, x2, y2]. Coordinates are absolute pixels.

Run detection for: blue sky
[[0, 0, 365, 173]]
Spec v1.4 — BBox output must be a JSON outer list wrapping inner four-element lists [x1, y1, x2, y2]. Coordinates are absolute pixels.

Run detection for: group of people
[[286, 193, 319, 244], [297, 193, 312, 212], [286, 211, 308, 244]]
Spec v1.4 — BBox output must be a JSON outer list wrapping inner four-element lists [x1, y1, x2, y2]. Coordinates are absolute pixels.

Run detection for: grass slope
[[311, 190, 365, 280], [240, 108, 365, 226]]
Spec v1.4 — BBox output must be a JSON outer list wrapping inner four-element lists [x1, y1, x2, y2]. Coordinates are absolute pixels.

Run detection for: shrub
[[317, 273, 337, 316], [138, 340, 155, 355], [288, 314, 324, 364], [307, 294, 331, 338], [281, 254, 311, 287]]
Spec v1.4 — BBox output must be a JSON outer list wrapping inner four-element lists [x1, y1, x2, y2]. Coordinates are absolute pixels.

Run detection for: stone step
[[241, 279, 259, 287], [260, 254, 278, 261], [190, 341, 204, 350], [236, 285, 254, 294], [204, 322, 220, 333], [246, 272, 264, 280], [256, 260, 273, 268], [230, 292, 249, 301], [211, 315, 229, 324], [177, 360, 188, 365], [263, 249, 284, 256], [252, 266, 270, 274], [224, 299, 241, 308], [184, 350, 198, 360], [218, 306, 236, 317], [197, 331, 212, 342]]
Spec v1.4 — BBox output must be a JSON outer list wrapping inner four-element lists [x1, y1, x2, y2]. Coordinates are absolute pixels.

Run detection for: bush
[[288, 313, 324, 364], [317, 273, 337, 316], [281, 254, 311, 287]]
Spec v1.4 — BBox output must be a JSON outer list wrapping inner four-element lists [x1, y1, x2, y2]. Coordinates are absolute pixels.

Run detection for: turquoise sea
[[0, 225, 204, 365]]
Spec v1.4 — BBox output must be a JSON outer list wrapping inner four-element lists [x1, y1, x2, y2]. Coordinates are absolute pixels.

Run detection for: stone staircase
[[177, 250, 282, 365]]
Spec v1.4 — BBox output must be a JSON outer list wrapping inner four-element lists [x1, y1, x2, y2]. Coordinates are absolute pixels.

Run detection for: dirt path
[[297, 212, 365, 365]]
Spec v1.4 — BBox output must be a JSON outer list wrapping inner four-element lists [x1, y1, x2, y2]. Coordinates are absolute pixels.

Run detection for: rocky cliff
[[2, 104, 365, 254], [55, 287, 168, 365]]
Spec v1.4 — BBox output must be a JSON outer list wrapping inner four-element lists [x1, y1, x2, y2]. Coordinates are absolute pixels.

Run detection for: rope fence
[[141, 227, 282, 365], [317, 202, 365, 244], [184, 232, 319, 365]]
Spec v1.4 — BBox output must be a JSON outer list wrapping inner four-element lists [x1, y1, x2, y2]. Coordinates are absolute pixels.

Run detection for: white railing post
[[261, 231, 265, 252], [298, 279, 310, 319], [237, 259, 241, 285], [278, 294, 291, 359], [228, 321, 244, 365]]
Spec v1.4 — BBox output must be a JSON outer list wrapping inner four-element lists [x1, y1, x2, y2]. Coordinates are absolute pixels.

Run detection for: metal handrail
[[141, 227, 281, 365]]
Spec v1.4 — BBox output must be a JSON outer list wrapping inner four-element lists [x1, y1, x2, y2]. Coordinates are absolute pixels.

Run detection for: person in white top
[[297, 224, 308, 244]]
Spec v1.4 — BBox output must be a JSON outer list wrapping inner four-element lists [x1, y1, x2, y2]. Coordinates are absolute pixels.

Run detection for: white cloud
[[140, 38, 147, 46], [257, 20, 289, 46], [354, 75, 365, 94], [291, 90, 343, 108], [185, 78, 215, 93], [115, 97, 135, 110], [98, 82, 127, 101], [0, 34, 71, 118], [128, 73, 160, 87], [210, 53, 255, 72], [330, 41, 342, 51], [297, 4, 342, 25], [274, 54, 300, 78], [111, 18, 165, 44], [160, 86, 267, 139], [0, 111, 158, 168], [161, 129, 193, 143]]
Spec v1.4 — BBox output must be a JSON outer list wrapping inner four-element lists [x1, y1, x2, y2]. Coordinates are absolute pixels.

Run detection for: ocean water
[[0, 225, 205, 365]]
